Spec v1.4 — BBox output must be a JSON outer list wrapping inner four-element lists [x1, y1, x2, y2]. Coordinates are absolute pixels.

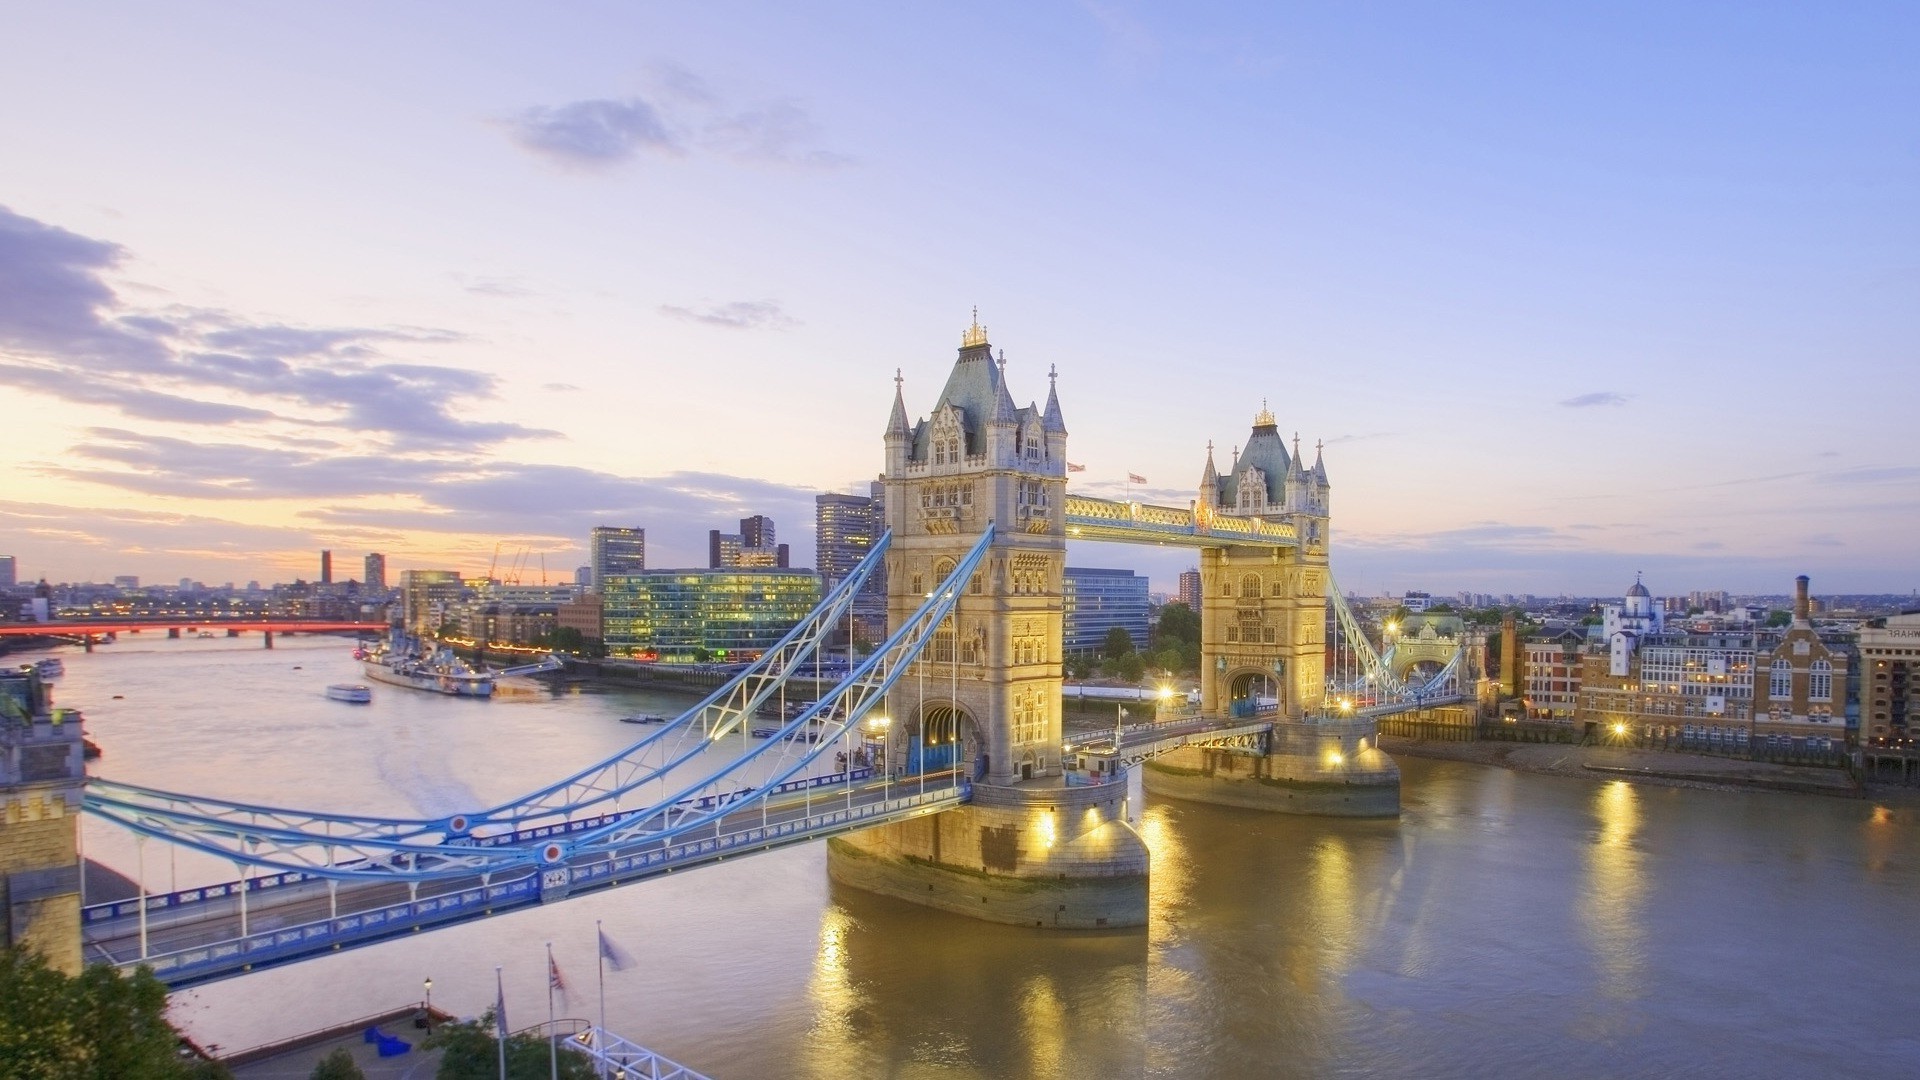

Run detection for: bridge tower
[[827, 316, 1149, 928], [1145, 408, 1401, 816], [1194, 407, 1332, 720], [0, 667, 86, 974]]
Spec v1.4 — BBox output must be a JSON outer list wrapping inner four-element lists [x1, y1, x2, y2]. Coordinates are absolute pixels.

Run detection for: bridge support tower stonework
[[1144, 407, 1399, 816], [1, 668, 86, 974], [827, 319, 1149, 928]]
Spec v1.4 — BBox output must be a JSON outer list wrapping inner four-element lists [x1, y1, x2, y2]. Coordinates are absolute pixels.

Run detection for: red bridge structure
[[0, 620, 387, 649]]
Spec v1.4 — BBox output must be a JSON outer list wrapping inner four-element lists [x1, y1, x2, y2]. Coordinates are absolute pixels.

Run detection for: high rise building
[[1176, 568, 1202, 611], [364, 553, 387, 592], [399, 569, 466, 636], [707, 530, 743, 569], [0, 556, 15, 587], [589, 526, 646, 590], [740, 515, 775, 550], [320, 550, 333, 585], [601, 568, 822, 661], [574, 565, 592, 587], [1063, 567, 1150, 654], [815, 494, 875, 583]]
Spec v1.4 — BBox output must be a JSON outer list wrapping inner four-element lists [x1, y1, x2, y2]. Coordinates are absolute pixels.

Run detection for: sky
[[2, 2, 1916, 598]]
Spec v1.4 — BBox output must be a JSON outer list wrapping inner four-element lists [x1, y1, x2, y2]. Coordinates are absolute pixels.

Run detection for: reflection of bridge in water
[[31, 318, 1474, 1007]]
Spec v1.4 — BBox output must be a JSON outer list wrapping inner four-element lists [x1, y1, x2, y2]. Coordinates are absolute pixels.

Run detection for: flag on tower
[[1127, 473, 1147, 484], [1067, 462, 1087, 472], [598, 926, 635, 972]]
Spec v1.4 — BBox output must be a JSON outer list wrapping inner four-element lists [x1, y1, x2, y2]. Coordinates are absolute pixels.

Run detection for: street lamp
[[423, 978, 432, 1034], [868, 715, 891, 800]]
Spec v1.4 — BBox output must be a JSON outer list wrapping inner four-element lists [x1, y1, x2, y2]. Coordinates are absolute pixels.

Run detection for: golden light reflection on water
[[1582, 780, 1647, 1003], [1017, 973, 1069, 1077], [1137, 804, 1191, 946], [797, 903, 867, 1078]]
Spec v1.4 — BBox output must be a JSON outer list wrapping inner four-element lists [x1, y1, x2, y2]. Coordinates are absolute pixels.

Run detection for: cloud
[[505, 98, 678, 167], [659, 299, 799, 331], [0, 206, 550, 452], [541, 382, 582, 392], [1824, 465, 1920, 485], [504, 71, 849, 171], [1559, 391, 1629, 408]]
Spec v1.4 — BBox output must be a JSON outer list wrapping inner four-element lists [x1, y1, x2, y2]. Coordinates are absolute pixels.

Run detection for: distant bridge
[[0, 620, 387, 638]]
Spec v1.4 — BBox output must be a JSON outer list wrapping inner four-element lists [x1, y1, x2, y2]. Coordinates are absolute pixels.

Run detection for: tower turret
[[884, 368, 911, 474]]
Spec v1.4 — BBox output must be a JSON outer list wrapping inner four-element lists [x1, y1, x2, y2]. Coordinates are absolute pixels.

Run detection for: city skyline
[[3, 5, 1916, 595]]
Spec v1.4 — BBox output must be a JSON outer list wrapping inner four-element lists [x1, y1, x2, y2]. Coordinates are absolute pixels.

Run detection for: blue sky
[[1, 2, 1915, 597]]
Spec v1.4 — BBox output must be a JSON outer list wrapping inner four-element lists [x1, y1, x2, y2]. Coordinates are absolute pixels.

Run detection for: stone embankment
[[1378, 735, 1907, 800]]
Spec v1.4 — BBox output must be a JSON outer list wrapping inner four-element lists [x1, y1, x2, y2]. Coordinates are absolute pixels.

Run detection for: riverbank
[[1379, 734, 1920, 802]]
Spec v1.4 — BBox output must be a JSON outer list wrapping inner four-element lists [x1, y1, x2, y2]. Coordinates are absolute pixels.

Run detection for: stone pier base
[[826, 778, 1148, 929], [1143, 717, 1400, 817]]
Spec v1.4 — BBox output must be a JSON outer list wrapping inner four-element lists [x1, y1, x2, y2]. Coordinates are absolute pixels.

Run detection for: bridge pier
[[83, 634, 94, 653], [0, 667, 86, 974], [1143, 716, 1399, 817], [827, 778, 1148, 929], [262, 630, 273, 649]]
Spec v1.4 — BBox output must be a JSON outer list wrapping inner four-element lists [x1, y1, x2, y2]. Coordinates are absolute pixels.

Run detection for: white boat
[[33, 657, 64, 678], [326, 683, 373, 704]]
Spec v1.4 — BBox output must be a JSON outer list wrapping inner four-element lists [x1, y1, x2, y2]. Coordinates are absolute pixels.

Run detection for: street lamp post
[[423, 978, 433, 1035], [869, 715, 891, 801]]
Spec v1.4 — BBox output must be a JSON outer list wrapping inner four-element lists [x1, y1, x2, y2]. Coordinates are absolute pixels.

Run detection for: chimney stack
[[1794, 575, 1810, 622]]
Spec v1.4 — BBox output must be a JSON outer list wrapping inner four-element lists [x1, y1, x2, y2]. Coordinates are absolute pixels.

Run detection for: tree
[[1113, 651, 1145, 682], [1764, 609, 1792, 628], [1103, 626, 1135, 661], [424, 1012, 596, 1080], [1153, 603, 1200, 648], [0, 945, 232, 1080], [309, 1048, 365, 1080]]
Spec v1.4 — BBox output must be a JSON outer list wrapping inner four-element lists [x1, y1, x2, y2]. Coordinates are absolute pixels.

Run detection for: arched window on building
[[1241, 573, 1262, 598], [1809, 659, 1832, 701], [1769, 658, 1791, 700]]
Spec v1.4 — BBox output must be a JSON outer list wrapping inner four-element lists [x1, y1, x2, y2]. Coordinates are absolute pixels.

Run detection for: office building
[[590, 526, 646, 589], [364, 553, 387, 592], [601, 569, 822, 661], [740, 515, 775, 551], [319, 550, 333, 585], [1176, 568, 1202, 612], [1063, 567, 1150, 654], [708, 530, 743, 569], [0, 556, 15, 587], [399, 569, 466, 636]]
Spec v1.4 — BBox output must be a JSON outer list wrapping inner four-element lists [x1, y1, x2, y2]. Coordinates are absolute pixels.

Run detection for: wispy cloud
[[502, 68, 849, 171], [659, 299, 799, 331], [1559, 391, 1629, 408], [0, 205, 551, 452], [505, 98, 679, 167]]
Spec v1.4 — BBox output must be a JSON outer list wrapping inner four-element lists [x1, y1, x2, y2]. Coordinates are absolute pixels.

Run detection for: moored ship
[[358, 634, 495, 698]]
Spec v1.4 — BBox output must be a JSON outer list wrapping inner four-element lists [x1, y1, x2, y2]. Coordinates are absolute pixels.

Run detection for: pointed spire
[[1042, 362, 1066, 433], [1200, 439, 1218, 484], [991, 361, 1018, 423], [886, 367, 910, 438], [1254, 399, 1276, 428], [962, 306, 988, 348], [1312, 438, 1328, 484]]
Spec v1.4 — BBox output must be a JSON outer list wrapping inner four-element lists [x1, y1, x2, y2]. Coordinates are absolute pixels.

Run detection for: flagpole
[[547, 942, 559, 1080], [495, 965, 508, 1080], [596, 919, 607, 1080]]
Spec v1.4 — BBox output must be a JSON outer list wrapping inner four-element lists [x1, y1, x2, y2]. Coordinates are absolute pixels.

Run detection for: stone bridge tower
[[1194, 406, 1332, 720], [877, 315, 1068, 784], [828, 317, 1150, 929], [1, 667, 85, 974]]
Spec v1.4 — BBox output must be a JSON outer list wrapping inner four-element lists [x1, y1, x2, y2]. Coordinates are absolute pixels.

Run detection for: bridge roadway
[[86, 770, 971, 988]]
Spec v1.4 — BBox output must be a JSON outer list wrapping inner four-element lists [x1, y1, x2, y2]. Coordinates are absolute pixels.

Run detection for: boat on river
[[33, 657, 64, 678], [619, 714, 670, 724], [326, 683, 373, 704], [359, 634, 495, 698]]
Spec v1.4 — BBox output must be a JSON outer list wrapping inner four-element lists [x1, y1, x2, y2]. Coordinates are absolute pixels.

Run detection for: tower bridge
[[3, 316, 1467, 987]]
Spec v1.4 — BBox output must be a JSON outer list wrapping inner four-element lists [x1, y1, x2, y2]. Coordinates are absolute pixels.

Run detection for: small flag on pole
[[1067, 462, 1087, 472], [1127, 473, 1147, 484], [598, 927, 635, 972], [495, 966, 509, 1039], [549, 954, 568, 1004]]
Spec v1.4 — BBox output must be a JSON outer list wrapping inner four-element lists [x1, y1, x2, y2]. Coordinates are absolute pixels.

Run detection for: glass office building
[[602, 568, 822, 661], [1063, 566, 1150, 654]]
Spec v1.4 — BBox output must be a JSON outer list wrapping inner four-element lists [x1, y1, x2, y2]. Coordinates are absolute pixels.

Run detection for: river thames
[[29, 634, 1919, 1078]]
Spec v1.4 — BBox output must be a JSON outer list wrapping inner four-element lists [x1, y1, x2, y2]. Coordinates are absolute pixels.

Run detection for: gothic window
[[970, 571, 982, 594], [1241, 573, 1262, 598], [1769, 659, 1791, 699], [1227, 627, 1240, 643], [1270, 581, 1284, 597], [1809, 659, 1832, 701], [931, 626, 955, 664], [911, 572, 924, 596], [1263, 627, 1276, 644]]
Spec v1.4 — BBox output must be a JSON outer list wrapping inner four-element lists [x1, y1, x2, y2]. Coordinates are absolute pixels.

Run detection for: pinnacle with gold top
[[962, 306, 989, 347]]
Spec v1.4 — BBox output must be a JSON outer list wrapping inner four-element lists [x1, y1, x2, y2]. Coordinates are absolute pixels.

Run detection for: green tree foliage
[[1765, 609, 1792, 627], [308, 1048, 365, 1080], [1114, 652, 1145, 682], [1103, 626, 1135, 660], [1149, 603, 1203, 675], [424, 1012, 595, 1080], [0, 945, 232, 1080]]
